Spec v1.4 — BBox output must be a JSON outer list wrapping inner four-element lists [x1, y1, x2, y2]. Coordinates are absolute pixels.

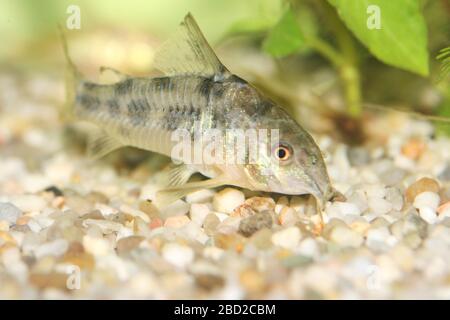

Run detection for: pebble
[[238, 211, 273, 237], [203, 213, 220, 236], [161, 199, 190, 218], [138, 200, 160, 219], [216, 217, 241, 234], [189, 203, 211, 226], [0, 202, 22, 225], [82, 235, 112, 256], [401, 137, 425, 160], [271, 227, 301, 250], [212, 188, 245, 214], [418, 206, 437, 224], [162, 243, 194, 268], [366, 227, 396, 251], [278, 206, 297, 226], [327, 201, 361, 218], [34, 239, 68, 259], [9, 195, 47, 213], [405, 178, 440, 203], [164, 215, 190, 228], [328, 224, 363, 248], [82, 219, 123, 234], [297, 238, 320, 258], [231, 204, 257, 218], [389, 211, 428, 239], [347, 147, 370, 166], [413, 192, 440, 211], [249, 228, 273, 250], [437, 201, 450, 216], [116, 236, 144, 255], [120, 204, 150, 223]]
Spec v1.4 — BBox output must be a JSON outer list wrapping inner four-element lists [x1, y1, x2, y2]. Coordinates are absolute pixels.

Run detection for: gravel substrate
[[0, 73, 449, 299]]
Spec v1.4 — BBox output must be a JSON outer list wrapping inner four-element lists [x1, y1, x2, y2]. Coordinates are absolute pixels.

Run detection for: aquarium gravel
[[0, 73, 449, 299]]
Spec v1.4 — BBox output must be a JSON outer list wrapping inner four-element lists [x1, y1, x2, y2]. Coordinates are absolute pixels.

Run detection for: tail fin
[[58, 25, 82, 121]]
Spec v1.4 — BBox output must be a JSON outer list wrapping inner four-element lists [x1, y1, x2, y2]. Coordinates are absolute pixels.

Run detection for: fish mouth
[[310, 179, 334, 206]]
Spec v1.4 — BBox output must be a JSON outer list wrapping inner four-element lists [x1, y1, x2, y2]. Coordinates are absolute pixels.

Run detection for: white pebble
[[34, 239, 68, 259], [161, 200, 190, 218], [10, 195, 46, 212], [418, 206, 437, 224], [162, 243, 194, 268], [212, 188, 245, 214], [27, 219, 42, 233], [413, 192, 440, 211], [189, 203, 211, 225], [271, 227, 301, 250], [82, 219, 123, 234], [329, 225, 363, 247], [0, 202, 22, 224], [366, 227, 396, 250], [368, 198, 393, 215], [297, 238, 320, 258], [327, 202, 361, 218], [83, 235, 112, 256], [203, 246, 224, 261]]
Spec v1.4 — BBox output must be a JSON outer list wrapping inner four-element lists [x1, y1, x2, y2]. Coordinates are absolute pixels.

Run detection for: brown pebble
[[214, 233, 245, 252], [138, 200, 160, 219], [249, 228, 273, 250], [243, 197, 276, 212], [60, 241, 95, 270], [405, 177, 440, 203], [29, 273, 70, 290], [239, 269, 266, 293], [238, 211, 273, 237], [85, 191, 109, 204], [81, 210, 104, 220], [116, 236, 145, 255], [195, 274, 225, 290], [203, 213, 220, 236], [16, 216, 31, 226], [231, 204, 257, 218]]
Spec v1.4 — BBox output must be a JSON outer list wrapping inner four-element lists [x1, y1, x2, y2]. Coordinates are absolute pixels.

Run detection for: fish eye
[[273, 143, 292, 162]]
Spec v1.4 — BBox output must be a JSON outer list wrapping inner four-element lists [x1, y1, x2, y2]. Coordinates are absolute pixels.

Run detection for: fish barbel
[[61, 13, 334, 207]]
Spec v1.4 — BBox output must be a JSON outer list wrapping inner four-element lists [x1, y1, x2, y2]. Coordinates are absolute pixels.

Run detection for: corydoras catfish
[[61, 13, 334, 207]]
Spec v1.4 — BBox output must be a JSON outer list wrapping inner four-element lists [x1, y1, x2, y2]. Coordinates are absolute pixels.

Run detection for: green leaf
[[328, 0, 429, 76], [263, 9, 304, 58]]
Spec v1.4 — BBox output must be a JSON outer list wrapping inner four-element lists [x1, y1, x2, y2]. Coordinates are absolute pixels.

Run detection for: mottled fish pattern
[[62, 13, 334, 206]]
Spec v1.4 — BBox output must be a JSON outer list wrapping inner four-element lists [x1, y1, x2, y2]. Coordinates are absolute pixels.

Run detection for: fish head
[[243, 106, 333, 204]]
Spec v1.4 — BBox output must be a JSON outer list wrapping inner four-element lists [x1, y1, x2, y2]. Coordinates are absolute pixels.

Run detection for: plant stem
[[305, 0, 363, 117]]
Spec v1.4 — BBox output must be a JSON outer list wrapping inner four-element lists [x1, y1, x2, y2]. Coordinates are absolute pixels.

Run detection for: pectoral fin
[[87, 128, 123, 160], [166, 163, 197, 187], [154, 175, 228, 208]]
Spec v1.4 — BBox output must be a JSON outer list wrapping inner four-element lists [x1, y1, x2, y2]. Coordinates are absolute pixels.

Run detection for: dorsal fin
[[153, 13, 230, 78]]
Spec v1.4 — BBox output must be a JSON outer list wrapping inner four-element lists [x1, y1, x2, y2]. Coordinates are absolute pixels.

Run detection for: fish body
[[61, 13, 334, 206]]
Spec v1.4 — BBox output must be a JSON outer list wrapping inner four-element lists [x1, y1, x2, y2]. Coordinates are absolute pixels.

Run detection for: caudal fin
[[58, 25, 82, 120]]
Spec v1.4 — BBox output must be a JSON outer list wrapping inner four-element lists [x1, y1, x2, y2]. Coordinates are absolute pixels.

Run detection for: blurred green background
[[0, 0, 449, 136], [0, 0, 281, 70]]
